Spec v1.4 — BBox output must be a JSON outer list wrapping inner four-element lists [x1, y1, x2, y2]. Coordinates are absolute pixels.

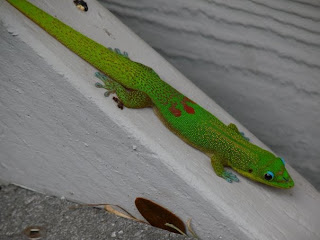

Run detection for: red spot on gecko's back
[[169, 103, 181, 117], [184, 97, 195, 104], [182, 97, 195, 114]]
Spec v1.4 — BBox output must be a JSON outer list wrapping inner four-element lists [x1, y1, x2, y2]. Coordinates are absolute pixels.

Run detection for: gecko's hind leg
[[95, 72, 153, 109]]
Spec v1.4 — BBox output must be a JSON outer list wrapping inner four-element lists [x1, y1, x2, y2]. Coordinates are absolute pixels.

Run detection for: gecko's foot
[[109, 47, 129, 58], [240, 132, 250, 142], [95, 72, 118, 96], [95, 72, 125, 109], [222, 171, 239, 183]]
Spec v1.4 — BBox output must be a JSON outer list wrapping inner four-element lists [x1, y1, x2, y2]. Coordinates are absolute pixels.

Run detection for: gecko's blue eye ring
[[264, 171, 274, 181], [280, 158, 285, 165]]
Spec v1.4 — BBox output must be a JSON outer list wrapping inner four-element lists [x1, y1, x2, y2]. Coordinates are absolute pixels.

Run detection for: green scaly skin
[[7, 0, 294, 188]]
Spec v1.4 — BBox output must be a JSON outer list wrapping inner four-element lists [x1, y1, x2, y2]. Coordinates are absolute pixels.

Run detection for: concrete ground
[[0, 184, 193, 240]]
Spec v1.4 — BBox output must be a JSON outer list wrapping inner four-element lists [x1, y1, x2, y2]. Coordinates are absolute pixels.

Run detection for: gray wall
[[98, 0, 320, 190]]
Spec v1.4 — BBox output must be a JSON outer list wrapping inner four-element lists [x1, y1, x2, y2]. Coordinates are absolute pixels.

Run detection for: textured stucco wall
[[98, 0, 320, 190]]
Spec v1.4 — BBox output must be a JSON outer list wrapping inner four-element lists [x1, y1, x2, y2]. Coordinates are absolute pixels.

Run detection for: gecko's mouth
[[258, 177, 294, 189], [282, 176, 289, 182], [274, 176, 294, 188]]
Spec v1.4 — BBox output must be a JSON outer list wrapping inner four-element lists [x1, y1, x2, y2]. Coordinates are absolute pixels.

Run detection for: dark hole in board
[[23, 226, 43, 239], [73, 0, 88, 12]]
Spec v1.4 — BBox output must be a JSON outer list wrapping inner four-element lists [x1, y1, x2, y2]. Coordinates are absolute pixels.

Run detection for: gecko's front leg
[[211, 154, 239, 183]]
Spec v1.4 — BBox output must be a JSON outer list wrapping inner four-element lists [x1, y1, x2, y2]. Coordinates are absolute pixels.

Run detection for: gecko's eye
[[264, 171, 274, 181]]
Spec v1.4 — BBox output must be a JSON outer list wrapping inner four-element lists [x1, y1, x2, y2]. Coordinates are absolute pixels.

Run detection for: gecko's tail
[[6, 0, 144, 88]]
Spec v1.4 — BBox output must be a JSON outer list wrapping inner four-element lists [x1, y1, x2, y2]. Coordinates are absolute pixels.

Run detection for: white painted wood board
[[0, 0, 319, 239]]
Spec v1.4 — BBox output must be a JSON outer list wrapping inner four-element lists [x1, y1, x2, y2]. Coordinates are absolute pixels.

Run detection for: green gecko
[[7, 0, 294, 188]]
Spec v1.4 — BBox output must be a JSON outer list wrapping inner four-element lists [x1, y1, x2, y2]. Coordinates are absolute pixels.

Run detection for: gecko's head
[[237, 156, 294, 189]]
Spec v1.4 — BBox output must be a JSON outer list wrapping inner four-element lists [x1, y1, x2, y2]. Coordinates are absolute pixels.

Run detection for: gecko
[[7, 0, 294, 188]]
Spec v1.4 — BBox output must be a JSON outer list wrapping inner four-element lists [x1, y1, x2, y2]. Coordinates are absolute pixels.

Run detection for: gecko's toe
[[114, 48, 121, 54], [104, 91, 114, 97], [95, 82, 104, 88], [222, 171, 239, 183], [95, 71, 108, 81], [240, 132, 250, 141], [112, 48, 129, 58]]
